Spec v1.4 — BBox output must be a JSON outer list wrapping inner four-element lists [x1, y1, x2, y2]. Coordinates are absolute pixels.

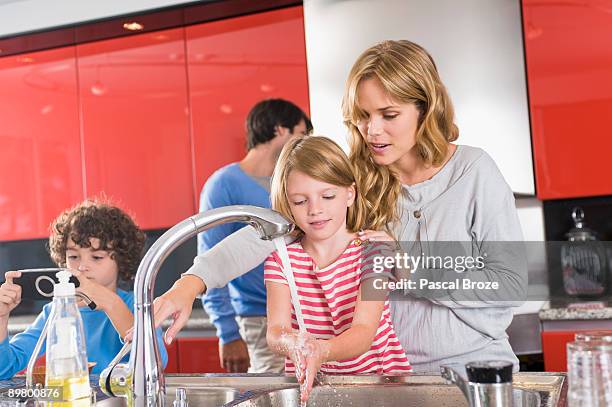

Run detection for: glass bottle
[[45, 269, 91, 403], [561, 207, 608, 297]]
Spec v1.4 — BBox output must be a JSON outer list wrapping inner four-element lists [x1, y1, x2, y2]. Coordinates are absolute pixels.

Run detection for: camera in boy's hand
[[11, 269, 80, 302]]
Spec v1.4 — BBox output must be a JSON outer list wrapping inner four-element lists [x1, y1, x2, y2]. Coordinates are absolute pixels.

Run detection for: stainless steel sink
[[161, 387, 239, 407], [94, 374, 295, 406], [228, 383, 541, 407], [227, 374, 563, 407], [92, 373, 566, 407], [0, 372, 565, 406]]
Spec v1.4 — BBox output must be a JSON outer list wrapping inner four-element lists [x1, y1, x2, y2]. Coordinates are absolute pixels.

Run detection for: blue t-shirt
[[0, 289, 167, 379], [198, 163, 271, 344]]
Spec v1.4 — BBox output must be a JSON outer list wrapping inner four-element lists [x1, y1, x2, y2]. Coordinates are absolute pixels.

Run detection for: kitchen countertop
[[8, 308, 214, 336], [539, 299, 612, 321]]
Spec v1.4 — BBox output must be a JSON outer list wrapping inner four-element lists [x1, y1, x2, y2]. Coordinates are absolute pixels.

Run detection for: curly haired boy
[[0, 200, 168, 379]]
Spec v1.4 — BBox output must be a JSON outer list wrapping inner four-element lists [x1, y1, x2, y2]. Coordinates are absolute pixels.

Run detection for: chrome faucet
[[100, 205, 294, 406], [441, 361, 514, 407]]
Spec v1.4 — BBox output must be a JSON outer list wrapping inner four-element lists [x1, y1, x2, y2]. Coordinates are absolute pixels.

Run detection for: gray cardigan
[[186, 145, 527, 373]]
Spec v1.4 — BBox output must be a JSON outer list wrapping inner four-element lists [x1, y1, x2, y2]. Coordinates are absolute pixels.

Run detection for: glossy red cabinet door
[[177, 337, 225, 373], [543, 329, 612, 372], [164, 340, 180, 373], [0, 48, 84, 241], [77, 28, 194, 229], [523, 1, 612, 199], [541, 331, 574, 372], [186, 6, 310, 193]]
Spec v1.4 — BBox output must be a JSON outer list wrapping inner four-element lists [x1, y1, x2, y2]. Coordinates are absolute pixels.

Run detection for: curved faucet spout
[[112, 205, 293, 407], [191, 205, 293, 242], [137, 205, 293, 307]]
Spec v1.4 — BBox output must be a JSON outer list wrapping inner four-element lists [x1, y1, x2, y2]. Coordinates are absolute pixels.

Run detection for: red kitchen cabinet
[[186, 6, 310, 196], [0, 47, 84, 241], [76, 28, 195, 229], [541, 331, 575, 372], [176, 337, 225, 373], [164, 340, 180, 373], [522, 0, 612, 199]]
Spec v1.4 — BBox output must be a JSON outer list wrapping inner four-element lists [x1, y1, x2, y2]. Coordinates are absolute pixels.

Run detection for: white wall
[[303, 0, 535, 195], [0, 0, 197, 37], [303, 0, 546, 277], [515, 198, 547, 277]]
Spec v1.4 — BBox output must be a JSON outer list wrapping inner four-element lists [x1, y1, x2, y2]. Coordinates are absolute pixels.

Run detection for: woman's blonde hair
[[342, 40, 459, 232], [271, 136, 368, 237]]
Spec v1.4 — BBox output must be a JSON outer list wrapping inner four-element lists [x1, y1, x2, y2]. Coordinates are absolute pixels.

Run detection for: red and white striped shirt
[[264, 239, 412, 374]]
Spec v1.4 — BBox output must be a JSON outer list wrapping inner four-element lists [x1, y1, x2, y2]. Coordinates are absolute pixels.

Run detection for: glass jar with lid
[[561, 207, 608, 297]]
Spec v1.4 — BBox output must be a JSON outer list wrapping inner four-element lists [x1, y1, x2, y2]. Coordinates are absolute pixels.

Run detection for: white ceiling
[[0, 0, 27, 4], [0, 0, 199, 37]]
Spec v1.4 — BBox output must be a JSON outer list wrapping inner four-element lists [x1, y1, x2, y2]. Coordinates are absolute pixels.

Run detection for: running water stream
[[273, 237, 305, 330], [272, 237, 313, 406]]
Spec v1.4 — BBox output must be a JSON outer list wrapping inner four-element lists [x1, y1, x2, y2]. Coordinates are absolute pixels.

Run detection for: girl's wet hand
[[276, 331, 303, 380], [0, 271, 22, 319], [290, 334, 329, 403]]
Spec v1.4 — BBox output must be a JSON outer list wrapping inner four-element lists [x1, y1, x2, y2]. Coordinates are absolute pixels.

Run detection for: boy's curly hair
[[48, 200, 146, 282]]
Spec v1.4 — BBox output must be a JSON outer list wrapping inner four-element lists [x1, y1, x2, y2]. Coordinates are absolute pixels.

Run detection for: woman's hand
[[358, 229, 395, 243], [358, 229, 401, 274], [153, 275, 206, 345], [0, 271, 22, 320]]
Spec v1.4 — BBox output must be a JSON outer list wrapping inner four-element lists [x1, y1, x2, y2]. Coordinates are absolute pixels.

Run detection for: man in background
[[199, 99, 312, 373]]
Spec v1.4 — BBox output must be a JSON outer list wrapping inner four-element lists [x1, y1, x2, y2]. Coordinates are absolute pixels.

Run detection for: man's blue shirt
[[198, 163, 270, 345]]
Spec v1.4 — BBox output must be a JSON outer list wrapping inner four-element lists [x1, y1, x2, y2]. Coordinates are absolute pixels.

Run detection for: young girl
[[0, 200, 168, 379], [264, 136, 411, 401]]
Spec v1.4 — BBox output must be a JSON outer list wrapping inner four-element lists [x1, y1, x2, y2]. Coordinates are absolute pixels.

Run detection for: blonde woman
[[154, 40, 527, 374]]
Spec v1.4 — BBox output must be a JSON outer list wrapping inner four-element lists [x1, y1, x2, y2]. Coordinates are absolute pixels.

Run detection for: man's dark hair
[[48, 200, 146, 282], [246, 98, 312, 150]]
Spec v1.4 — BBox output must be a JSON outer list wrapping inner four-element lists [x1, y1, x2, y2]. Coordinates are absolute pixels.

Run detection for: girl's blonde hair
[[271, 136, 368, 237], [342, 40, 459, 232]]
